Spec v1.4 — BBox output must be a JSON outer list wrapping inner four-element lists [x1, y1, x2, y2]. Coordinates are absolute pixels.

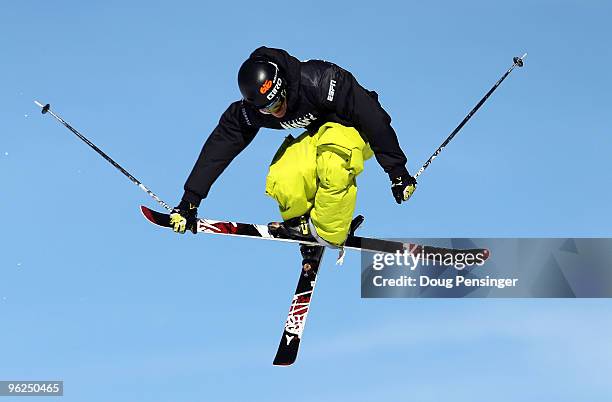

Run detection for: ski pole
[[414, 53, 527, 179], [34, 101, 173, 211]]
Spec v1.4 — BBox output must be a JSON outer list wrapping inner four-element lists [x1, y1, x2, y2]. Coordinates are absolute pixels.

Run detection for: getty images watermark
[[369, 248, 519, 290], [363, 244, 523, 296], [362, 238, 612, 298]]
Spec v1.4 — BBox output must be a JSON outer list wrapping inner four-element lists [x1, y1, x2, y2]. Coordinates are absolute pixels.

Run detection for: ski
[[140, 206, 491, 261], [273, 245, 325, 366]]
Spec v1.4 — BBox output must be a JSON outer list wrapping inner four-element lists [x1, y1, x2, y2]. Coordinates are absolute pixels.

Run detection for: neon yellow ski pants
[[265, 122, 373, 246]]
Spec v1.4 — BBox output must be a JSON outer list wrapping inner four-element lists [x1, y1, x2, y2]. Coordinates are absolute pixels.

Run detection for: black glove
[[169, 200, 198, 233], [391, 173, 417, 204]]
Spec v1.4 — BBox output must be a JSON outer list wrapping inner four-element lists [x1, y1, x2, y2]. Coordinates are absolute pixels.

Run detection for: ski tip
[[140, 205, 154, 221], [140, 205, 173, 228], [272, 358, 296, 367], [140, 205, 166, 227]]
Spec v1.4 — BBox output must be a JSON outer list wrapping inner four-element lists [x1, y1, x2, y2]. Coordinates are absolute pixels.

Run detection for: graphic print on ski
[[140, 206, 490, 261], [273, 246, 325, 366]]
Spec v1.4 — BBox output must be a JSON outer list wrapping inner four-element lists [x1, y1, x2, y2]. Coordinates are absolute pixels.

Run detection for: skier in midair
[[170, 46, 417, 248]]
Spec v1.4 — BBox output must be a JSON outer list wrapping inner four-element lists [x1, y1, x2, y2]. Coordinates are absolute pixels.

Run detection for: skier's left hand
[[169, 200, 198, 233], [391, 173, 417, 204]]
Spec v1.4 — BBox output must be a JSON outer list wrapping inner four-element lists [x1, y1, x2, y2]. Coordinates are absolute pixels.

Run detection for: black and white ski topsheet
[[141, 206, 490, 365], [273, 246, 325, 366], [140, 206, 490, 260]]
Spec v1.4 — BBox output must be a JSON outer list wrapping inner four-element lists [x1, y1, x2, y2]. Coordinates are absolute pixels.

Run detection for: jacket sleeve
[[182, 101, 259, 205], [322, 67, 408, 179]]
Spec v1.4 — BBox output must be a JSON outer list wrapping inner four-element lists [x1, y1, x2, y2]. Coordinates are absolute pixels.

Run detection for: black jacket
[[182, 46, 408, 205]]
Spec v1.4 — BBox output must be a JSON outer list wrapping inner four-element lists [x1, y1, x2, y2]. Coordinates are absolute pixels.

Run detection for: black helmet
[[238, 58, 286, 109]]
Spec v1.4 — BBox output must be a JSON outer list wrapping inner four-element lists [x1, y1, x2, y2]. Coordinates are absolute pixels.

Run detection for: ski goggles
[[259, 90, 286, 114]]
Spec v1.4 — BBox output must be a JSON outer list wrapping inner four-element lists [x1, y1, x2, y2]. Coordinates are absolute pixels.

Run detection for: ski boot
[[299, 215, 365, 270], [269, 214, 365, 270], [267, 215, 322, 273], [268, 215, 316, 243], [269, 214, 365, 241]]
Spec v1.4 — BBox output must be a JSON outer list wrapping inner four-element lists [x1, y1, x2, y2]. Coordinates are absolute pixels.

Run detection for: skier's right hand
[[170, 200, 198, 234]]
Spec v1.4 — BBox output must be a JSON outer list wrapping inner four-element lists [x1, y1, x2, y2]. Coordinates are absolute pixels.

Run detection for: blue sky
[[2, 1, 612, 401]]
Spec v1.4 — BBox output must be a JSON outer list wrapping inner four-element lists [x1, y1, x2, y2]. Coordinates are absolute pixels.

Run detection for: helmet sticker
[[266, 77, 283, 101], [260, 80, 273, 94]]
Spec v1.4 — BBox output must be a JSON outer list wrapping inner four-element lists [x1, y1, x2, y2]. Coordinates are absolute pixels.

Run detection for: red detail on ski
[[140, 205, 156, 223], [273, 246, 325, 366], [198, 221, 241, 235], [140, 205, 491, 261]]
